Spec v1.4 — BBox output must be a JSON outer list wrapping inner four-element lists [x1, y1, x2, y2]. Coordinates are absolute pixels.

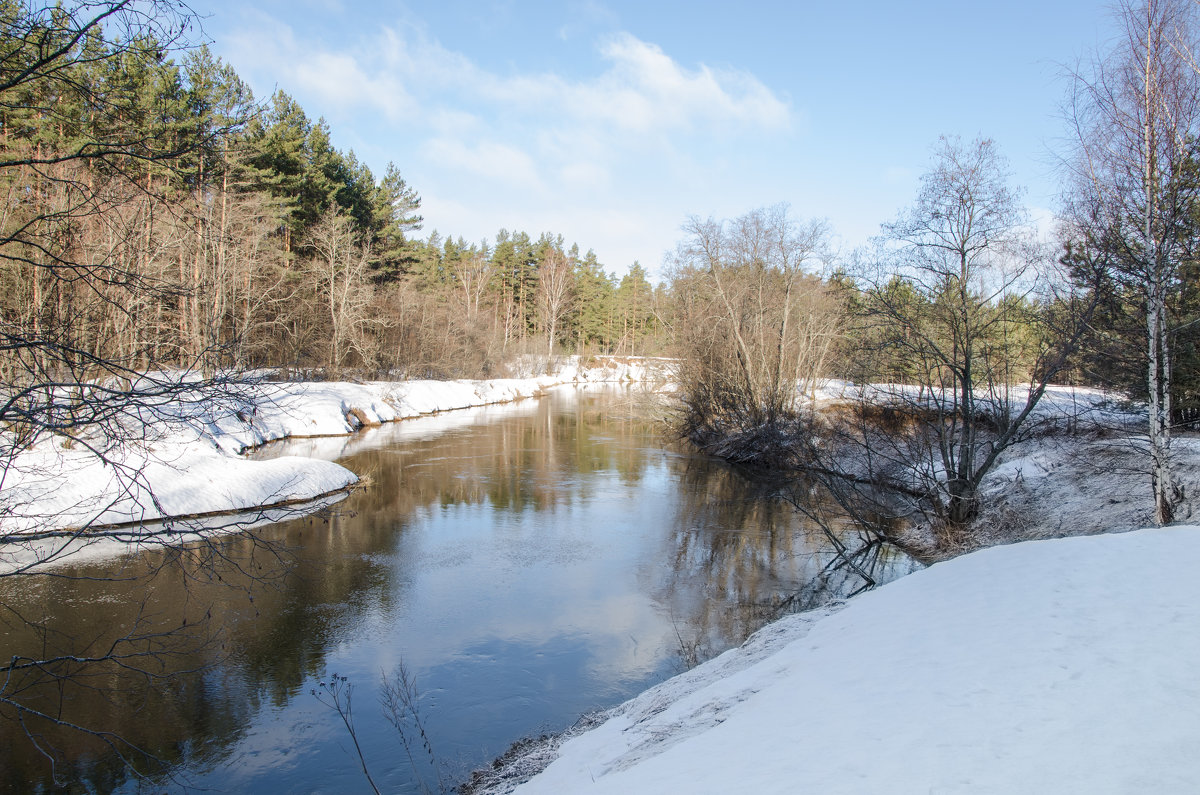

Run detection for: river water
[[0, 386, 916, 793]]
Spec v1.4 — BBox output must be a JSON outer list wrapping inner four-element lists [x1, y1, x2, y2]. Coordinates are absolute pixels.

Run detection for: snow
[[511, 526, 1200, 794], [249, 394, 552, 463], [799, 381, 1159, 545], [3, 444, 353, 533], [0, 357, 668, 571], [811, 381, 1140, 429], [975, 434, 1200, 543]]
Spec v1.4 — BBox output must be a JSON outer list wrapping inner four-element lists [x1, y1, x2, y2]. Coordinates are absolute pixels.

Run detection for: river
[[0, 385, 916, 793]]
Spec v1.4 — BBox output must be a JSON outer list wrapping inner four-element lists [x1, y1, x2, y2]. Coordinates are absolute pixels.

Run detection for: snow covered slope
[[514, 526, 1200, 794]]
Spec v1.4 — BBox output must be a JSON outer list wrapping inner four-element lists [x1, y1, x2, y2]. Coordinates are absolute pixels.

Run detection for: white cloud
[[426, 32, 791, 138], [426, 107, 483, 136], [291, 51, 418, 121], [581, 33, 792, 133], [559, 159, 610, 191], [239, 20, 792, 140], [376, 25, 479, 92]]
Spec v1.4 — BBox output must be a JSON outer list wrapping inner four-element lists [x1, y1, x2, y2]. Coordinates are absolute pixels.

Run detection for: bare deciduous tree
[[455, 245, 495, 322], [538, 246, 574, 359], [304, 207, 376, 374], [670, 204, 838, 459], [820, 137, 1095, 545]]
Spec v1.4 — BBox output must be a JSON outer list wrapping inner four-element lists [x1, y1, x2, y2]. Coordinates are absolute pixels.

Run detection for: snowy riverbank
[[505, 525, 1200, 794], [0, 357, 668, 548]]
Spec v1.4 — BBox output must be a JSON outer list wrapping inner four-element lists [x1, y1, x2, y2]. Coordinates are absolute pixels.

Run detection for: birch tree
[[538, 246, 574, 359], [1065, 0, 1200, 524], [304, 207, 375, 373]]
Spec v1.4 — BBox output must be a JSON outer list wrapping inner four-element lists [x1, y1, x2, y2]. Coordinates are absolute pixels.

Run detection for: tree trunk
[[1149, 285, 1175, 523]]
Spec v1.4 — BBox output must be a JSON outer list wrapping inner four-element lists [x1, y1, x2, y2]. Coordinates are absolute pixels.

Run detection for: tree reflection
[[657, 459, 916, 660], [0, 389, 660, 791], [0, 387, 916, 792]]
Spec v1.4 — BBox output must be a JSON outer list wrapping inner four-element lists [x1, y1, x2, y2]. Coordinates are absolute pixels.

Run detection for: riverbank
[[468, 386, 1200, 793], [0, 357, 669, 568], [502, 524, 1200, 794], [693, 381, 1188, 558]]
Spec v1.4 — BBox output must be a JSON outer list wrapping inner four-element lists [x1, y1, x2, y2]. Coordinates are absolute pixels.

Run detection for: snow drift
[[513, 526, 1200, 794]]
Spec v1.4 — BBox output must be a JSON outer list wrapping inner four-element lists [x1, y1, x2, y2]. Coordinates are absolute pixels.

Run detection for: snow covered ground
[[805, 381, 1159, 551], [811, 381, 1140, 429], [0, 357, 668, 572], [507, 525, 1200, 794]]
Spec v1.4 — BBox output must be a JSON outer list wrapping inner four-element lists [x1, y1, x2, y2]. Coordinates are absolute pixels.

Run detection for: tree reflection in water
[[657, 459, 916, 665], [0, 387, 916, 793]]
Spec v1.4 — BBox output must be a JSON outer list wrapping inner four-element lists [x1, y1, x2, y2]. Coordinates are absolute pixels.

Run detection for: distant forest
[[0, 9, 661, 381]]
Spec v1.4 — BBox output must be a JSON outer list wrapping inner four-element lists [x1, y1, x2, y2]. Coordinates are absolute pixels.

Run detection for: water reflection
[[656, 461, 915, 663], [0, 386, 916, 793]]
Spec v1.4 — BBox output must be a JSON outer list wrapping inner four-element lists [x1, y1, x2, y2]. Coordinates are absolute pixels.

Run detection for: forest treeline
[[7, 0, 1181, 401], [0, 4, 662, 383]]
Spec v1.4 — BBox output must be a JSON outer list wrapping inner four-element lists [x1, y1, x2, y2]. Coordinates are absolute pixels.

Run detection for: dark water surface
[[0, 386, 916, 793]]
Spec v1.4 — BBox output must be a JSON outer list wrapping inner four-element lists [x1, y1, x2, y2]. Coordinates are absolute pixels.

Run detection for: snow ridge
[[514, 527, 1200, 794]]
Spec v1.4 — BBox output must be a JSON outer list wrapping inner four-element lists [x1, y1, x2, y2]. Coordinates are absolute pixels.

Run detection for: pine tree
[[243, 90, 310, 251]]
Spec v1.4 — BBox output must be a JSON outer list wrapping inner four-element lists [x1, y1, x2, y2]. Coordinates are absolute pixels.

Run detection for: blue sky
[[190, 0, 1113, 280]]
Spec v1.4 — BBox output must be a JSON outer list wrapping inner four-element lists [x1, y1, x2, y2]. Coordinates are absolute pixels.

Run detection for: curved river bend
[[0, 386, 916, 793]]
